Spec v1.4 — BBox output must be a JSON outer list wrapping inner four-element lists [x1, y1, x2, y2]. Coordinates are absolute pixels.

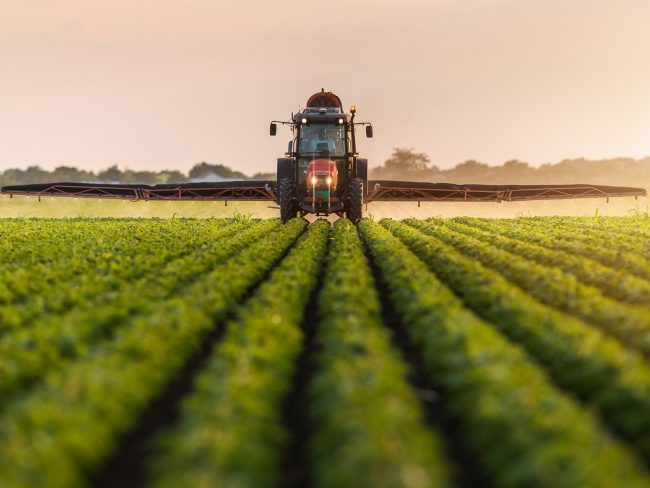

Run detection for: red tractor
[[270, 89, 372, 221], [307, 159, 338, 209]]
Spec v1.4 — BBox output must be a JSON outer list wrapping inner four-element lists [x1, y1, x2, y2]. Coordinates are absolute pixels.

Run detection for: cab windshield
[[296, 124, 348, 186], [298, 124, 346, 158]]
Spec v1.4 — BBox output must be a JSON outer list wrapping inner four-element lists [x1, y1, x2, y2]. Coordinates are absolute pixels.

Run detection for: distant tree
[[1, 167, 43, 185], [157, 170, 189, 183], [251, 172, 276, 180], [122, 170, 159, 184], [492, 159, 536, 184], [370, 148, 439, 181], [97, 165, 124, 183], [385, 148, 431, 172], [189, 162, 247, 181], [502, 159, 530, 171], [444, 160, 490, 182], [51, 166, 94, 182]]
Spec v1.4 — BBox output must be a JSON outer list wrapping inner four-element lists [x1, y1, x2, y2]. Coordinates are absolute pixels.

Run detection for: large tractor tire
[[346, 177, 363, 223], [277, 158, 294, 181], [357, 158, 368, 191], [279, 178, 297, 222]]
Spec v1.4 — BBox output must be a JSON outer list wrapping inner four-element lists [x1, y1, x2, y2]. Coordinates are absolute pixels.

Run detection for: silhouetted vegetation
[[0, 162, 275, 186], [2, 150, 650, 187], [371, 148, 650, 187]]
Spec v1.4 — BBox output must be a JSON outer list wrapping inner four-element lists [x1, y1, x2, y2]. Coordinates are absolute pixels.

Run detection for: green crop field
[[2, 216, 650, 487]]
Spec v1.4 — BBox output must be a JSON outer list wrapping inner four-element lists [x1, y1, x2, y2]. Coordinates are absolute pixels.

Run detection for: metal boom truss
[[1, 180, 646, 203]]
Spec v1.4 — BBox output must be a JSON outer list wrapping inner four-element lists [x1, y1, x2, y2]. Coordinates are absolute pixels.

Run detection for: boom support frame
[[1, 180, 645, 203]]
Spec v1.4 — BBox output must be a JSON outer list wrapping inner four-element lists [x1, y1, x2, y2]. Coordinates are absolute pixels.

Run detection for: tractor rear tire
[[279, 178, 297, 222], [346, 178, 363, 223]]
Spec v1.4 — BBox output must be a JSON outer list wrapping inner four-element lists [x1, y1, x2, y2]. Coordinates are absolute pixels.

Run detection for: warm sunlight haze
[[5, 4, 650, 487], [1, 0, 649, 173]]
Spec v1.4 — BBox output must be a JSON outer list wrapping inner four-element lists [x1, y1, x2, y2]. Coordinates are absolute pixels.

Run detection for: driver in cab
[[310, 128, 336, 154]]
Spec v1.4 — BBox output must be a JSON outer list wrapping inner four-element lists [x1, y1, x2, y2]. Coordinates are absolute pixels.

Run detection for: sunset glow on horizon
[[1, 0, 649, 174]]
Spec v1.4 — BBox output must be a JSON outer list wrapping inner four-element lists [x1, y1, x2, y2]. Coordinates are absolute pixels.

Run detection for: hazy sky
[[1, 0, 649, 174]]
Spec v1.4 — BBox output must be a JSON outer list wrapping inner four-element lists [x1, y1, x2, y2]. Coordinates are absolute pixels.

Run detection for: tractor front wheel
[[346, 178, 363, 223], [278, 178, 297, 222]]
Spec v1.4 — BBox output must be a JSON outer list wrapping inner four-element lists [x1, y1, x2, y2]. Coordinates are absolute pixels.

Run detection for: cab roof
[[292, 109, 351, 124]]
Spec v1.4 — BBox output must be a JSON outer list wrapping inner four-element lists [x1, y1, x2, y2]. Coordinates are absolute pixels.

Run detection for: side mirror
[[365, 125, 373, 138], [287, 141, 293, 153], [270, 123, 277, 136]]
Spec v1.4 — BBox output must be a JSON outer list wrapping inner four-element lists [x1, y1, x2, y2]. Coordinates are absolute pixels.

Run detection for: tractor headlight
[[326, 176, 332, 185], [301, 118, 308, 124], [311, 176, 317, 185], [338, 118, 343, 124]]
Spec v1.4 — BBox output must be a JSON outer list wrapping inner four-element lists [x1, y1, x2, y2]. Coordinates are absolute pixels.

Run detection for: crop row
[[148, 219, 328, 487], [452, 217, 650, 305], [306, 219, 447, 488], [407, 218, 650, 357], [149, 219, 453, 488], [381, 219, 650, 463], [490, 215, 650, 239], [465, 217, 650, 282], [3, 217, 650, 487], [0, 219, 130, 269], [0, 218, 306, 487], [0, 219, 200, 305], [0, 219, 247, 331], [0, 219, 278, 412], [0, 220, 134, 306], [360, 219, 649, 487], [498, 216, 650, 256]]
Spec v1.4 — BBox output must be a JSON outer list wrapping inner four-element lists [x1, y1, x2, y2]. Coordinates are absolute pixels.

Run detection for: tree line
[[1, 150, 650, 188], [371, 149, 650, 188], [0, 162, 275, 187]]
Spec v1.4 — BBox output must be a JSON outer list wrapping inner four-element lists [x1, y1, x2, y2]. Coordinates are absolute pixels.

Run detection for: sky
[[1, 0, 649, 174]]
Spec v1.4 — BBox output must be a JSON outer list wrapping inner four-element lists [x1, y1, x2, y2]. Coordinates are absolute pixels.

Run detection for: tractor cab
[[296, 122, 347, 187], [270, 89, 373, 221]]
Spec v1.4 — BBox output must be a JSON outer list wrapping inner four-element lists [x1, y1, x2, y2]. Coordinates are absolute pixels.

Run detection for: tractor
[[270, 90, 373, 222]]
